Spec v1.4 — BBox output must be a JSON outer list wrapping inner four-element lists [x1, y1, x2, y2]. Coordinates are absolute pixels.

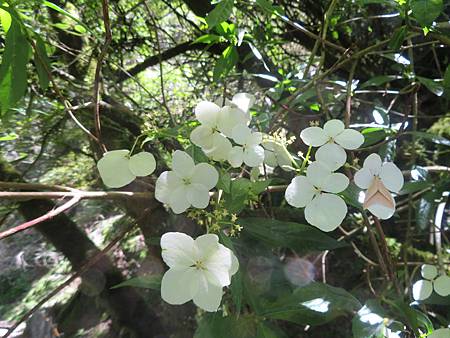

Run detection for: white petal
[[231, 124, 252, 145], [204, 244, 234, 287], [232, 93, 255, 113], [367, 199, 396, 220], [247, 131, 262, 146], [324, 119, 345, 137], [243, 145, 265, 167], [300, 127, 328, 147], [334, 129, 365, 150], [204, 133, 232, 161], [428, 329, 450, 338], [228, 146, 244, 168], [354, 167, 374, 190], [306, 161, 333, 188], [190, 125, 215, 149], [421, 264, 438, 280], [191, 163, 219, 190], [304, 193, 347, 232], [186, 183, 210, 209], [195, 101, 221, 126], [285, 176, 316, 208], [192, 274, 223, 312], [322, 173, 349, 193], [218, 106, 249, 137], [363, 153, 382, 176], [412, 279, 433, 301], [379, 162, 404, 193], [433, 275, 450, 297], [97, 150, 135, 188], [264, 149, 278, 167], [172, 150, 195, 178], [155, 171, 181, 203], [160, 232, 197, 269], [315, 143, 347, 171], [230, 252, 239, 277], [161, 268, 197, 305], [128, 152, 156, 176], [195, 234, 220, 259], [214, 97, 233, 107], [169, 186, 190, 214]]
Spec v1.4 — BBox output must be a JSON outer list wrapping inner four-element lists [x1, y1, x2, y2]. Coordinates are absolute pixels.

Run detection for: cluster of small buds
[[187, 200, 240, 235]]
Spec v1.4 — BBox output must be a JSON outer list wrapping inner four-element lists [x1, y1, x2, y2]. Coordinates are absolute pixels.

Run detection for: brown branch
[[0, 181, 77, 192], [1, 216, 139, 338], [0, 196, 81, 240], [92, 0, 112, 153]]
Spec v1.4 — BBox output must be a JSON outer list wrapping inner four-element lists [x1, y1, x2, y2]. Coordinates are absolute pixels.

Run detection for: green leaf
[[443, 65, 450, 99], [213, 45, 238, 82], [405, 131, 450, 146], [193, 34, 223, 44], [417, 76, 444, 96], [399, 181, 431, 195], [223, 177, 252, 213], [359, 75, 402, 89], [410, 0, 443, 27], [42, 1, 89, 32], [0, 7, 11, 32], [361, 128, 388, 147], [238, 218, 346, 252], [388, 26, 407, 50], [0, 18, 30, 115], [352, 300, 387, 338], [34, 36, 51, 91], [205, 0, 234, 28], [256, 322, 288, 338], [111, 274, 162, 290], [262, 282, 361, 325], [194, 314, 256, 338]]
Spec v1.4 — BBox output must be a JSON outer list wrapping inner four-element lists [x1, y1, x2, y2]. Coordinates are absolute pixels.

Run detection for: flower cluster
[[97, 150, 156, 188], [160, 232, 238, 312], [354, 153, 404, 219], [190, 93, 264, 168], [412, 264, 450, 301]]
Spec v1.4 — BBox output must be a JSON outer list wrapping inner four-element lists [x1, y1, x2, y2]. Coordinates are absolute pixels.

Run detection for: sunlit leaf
[[111, 274, 162, 290], [205, 0, 234, 28], [410, 0, 443, 27]]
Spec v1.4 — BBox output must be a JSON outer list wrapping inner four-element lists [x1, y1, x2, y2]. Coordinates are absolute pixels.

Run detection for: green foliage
[[213, 45, 238, 82], [206, 0, 235, 28], [34, 35, 51, 91], [111, 274, 162, 290], [410, 0, 443, 27]]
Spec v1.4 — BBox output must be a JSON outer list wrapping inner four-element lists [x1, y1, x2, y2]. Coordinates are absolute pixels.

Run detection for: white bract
[[354, 153, 404, 220], [215, 92, 255, 119], [412, 264, 450, 301], [262, 138, 292, 171], [155, 151, 218, 214], [190, 98, 250, 161], [285, 160, 349, 232], [160, 232, 239, 312], [97, 150, 156, 188], [228, 125, 265, 168], [300, 119, 364, 170]]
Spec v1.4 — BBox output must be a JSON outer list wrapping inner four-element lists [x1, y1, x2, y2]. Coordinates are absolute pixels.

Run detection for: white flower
[[160, 232, 239, 312], [428, 328, 450, 338], [354, 153, 404, 220], [215, 92, 255, 119], [97, 150, 156, 188], [412, 264, 450, 301], [155, 151, 218, 214], [228, 125, 265, 168], [190, 99, 250, 161], [262, 137, 293, 171], [285, 161, 349, 232], [300, 119, 364, 170]]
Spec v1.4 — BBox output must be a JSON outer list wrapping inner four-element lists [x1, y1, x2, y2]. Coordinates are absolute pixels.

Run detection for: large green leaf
[[0, 18, 30, 115], [262, 282, 361, 325], [194, 314, 256, 338], [206, 0, 234, 28], [213, 45, 238, 81], [352, 300, 387, 338], [410, 0, 443, 27], [238, 218, 346, 252], [417, 76, 443, 96]]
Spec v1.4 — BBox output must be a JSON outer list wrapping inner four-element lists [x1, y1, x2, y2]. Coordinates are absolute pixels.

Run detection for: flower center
[[193, 260, 205, 270], [327, 137, 335, 144], [182, 177, 191, 185]]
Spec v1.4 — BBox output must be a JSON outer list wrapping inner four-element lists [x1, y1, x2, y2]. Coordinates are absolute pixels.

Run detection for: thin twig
[[0, 191, 152, 200], [92, 0, 112, 153]]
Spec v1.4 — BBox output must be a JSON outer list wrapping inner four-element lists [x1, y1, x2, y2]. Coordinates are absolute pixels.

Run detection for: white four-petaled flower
[[300, 119, 364, 170], [285, 161, 349, 232], [412, 264, 450, 301], [155, 151, 218, 214], [97, 150, 156, 188], [160, 232, 239, 312], [262, 137, 293, 171], [354, 153, 404, 220], [228, 125, 265, 168]]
